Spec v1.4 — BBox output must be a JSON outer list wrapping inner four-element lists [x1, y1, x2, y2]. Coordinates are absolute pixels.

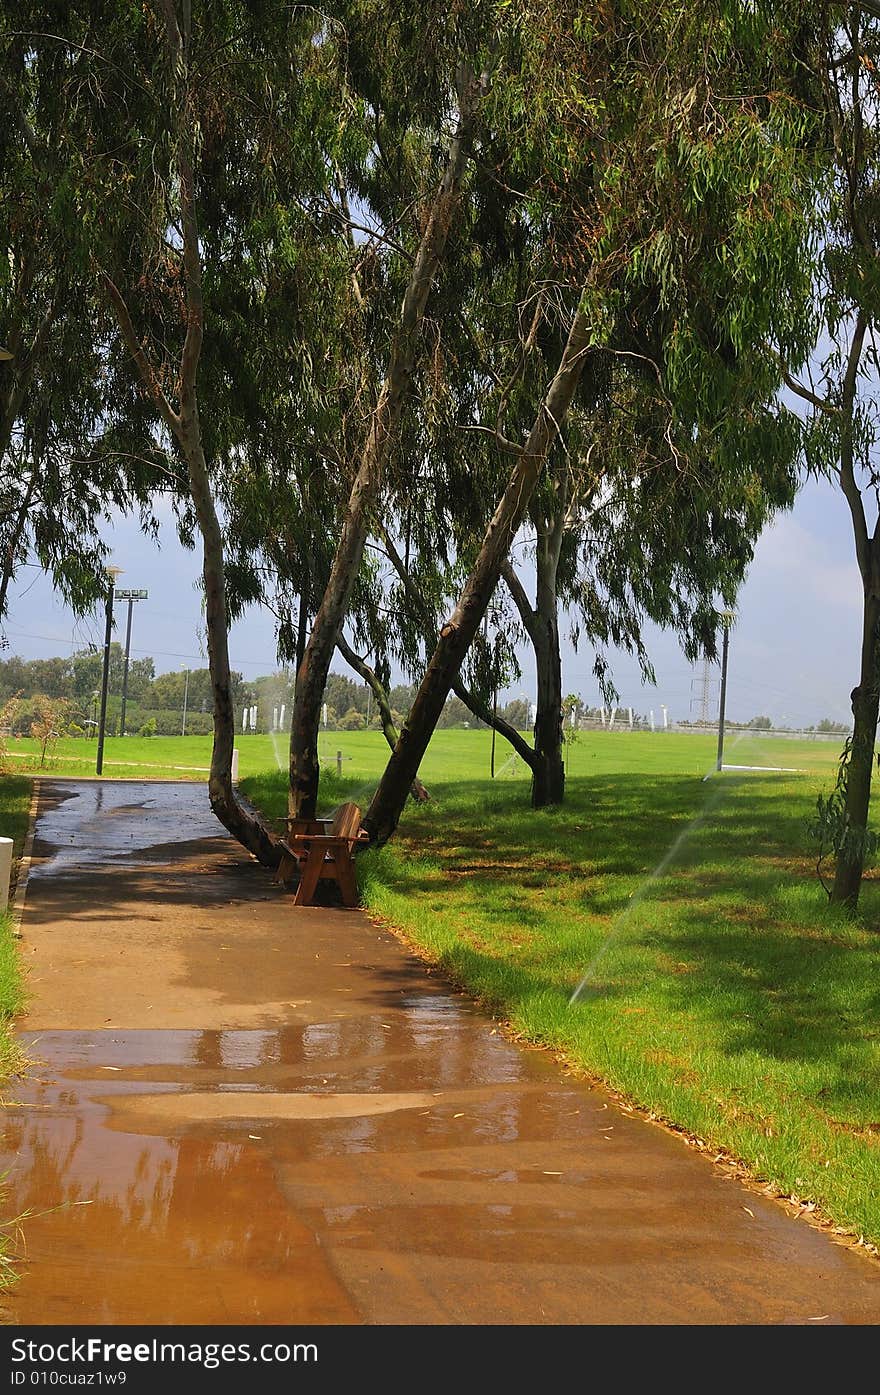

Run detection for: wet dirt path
[[3, 778, 880, 1325]]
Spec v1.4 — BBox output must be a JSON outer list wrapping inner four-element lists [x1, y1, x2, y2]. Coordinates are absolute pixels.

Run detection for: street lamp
[[96, 565, 123, 775], [181, 665, 190, 736], [715, 610, 735, 773], [115, 587, 148, 737]]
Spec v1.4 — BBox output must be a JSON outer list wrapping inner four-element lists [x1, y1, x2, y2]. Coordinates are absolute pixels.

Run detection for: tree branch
[[499, 556, 538, 641], [101, 273, 180, 435], [840, 310, 870, 582]]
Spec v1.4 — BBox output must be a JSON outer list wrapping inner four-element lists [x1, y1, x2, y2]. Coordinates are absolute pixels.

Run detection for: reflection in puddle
[[29, 783, 225, 876], [0, 1021, 549, 1323]]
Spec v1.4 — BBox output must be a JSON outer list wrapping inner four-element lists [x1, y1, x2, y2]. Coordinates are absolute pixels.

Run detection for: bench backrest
[[330, 802, 362, 840]]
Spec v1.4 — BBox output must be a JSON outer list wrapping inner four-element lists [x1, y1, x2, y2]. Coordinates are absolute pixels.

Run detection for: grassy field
[[241, 727, 880, 1250], [9, 724, 841, 784]]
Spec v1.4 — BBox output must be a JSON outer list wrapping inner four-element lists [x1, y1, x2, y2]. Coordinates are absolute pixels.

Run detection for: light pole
[[115, 587, 148, 737], [181, 665, 190, 736], [715, 610, 735, 773], [96, 566, 123, 775]]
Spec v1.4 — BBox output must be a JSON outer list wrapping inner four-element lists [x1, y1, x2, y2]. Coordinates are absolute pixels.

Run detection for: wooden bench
[[275, 802, 368, 907]]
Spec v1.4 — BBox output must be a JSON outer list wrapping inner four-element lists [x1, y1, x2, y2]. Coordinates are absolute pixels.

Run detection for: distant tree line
[[0, 650, 537, 737]]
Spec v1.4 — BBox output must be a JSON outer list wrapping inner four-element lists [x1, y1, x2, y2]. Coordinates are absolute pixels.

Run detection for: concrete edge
[[10, 778, 41, 932]]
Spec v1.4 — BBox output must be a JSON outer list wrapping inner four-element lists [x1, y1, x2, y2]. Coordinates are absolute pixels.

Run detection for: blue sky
[[2, 472, 862, 728]]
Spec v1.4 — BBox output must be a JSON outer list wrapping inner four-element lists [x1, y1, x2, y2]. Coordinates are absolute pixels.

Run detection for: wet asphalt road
[[3, 779, 880, 1325]]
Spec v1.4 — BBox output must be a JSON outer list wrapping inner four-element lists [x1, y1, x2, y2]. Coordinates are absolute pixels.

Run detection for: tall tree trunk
[[335, 631, 429, 801], [183, 437, 280, 863], [500, 479, 567, 808], [829, 310, 876, 909], [362, 298, 594, 845], [107, 0, 279, 866], [289, 66, 488, 819], [832, 590, 880, 908], [531, 517, 566, 806], [531, 619, 564, 805]]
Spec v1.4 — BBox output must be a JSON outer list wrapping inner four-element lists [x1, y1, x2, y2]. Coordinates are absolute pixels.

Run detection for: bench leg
[[294, 847, 324, 906], [335, 852, 358, 907], [276, 852, 297, 885]]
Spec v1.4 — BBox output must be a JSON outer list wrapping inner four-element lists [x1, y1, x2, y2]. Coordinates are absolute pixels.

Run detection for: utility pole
[[115, 588, 148, 737], [96, 566, 123, 775], [181, 666, 190, 736], [715, 611, 735, 773]]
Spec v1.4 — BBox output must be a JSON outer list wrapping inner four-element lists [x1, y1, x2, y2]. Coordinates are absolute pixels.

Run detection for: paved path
[[2, 779, 879, 1324]]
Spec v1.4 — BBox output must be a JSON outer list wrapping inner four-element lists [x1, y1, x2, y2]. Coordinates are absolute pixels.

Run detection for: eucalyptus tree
[[0, 9, 159, 634], [360, 0, 816, 844], [44, 0, 368, 862], [773, 3, 880, 909], [287, 39, 495, 817]]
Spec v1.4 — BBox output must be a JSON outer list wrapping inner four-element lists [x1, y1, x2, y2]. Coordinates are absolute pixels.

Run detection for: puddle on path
[[0, 1021, 594, 1324], [6, 1019, 880, 1325], [29, 782, 225, 876]]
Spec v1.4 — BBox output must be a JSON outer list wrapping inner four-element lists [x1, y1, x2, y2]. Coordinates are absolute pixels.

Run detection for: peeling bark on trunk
[[289, 66, 488, 819], [363, 299, 594, 846], [335, 631, 429, 801]]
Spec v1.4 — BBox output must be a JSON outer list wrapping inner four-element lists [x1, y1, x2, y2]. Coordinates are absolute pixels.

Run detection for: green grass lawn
[[242, 727, 880, 1249]]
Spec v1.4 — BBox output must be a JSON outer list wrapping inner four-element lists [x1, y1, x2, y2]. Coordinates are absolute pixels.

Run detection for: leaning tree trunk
[[380, 525, 537, 771], [183, 438, 281, 864], [335, 632, 429, 801], [362, 298, 594, 845], [289, 67, 488, 819], [832, 592, 880, 909]]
